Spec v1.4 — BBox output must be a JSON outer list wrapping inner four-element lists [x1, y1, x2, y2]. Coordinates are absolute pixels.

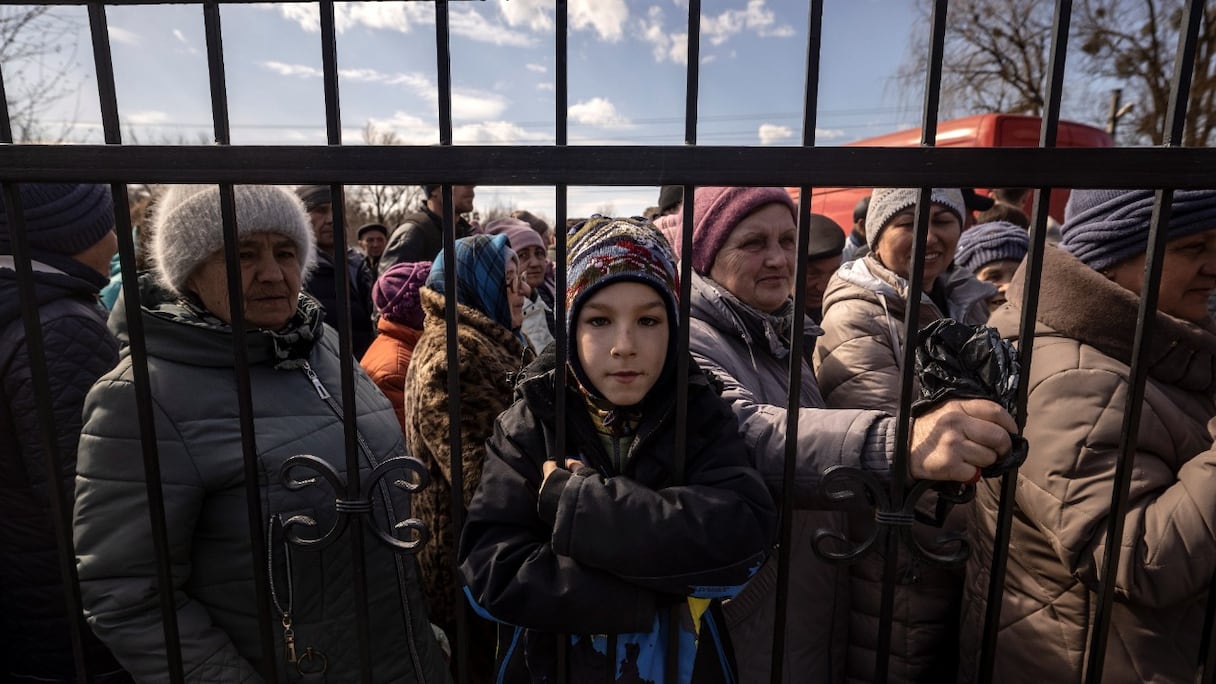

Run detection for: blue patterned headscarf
[[426, 233, 517, 332]]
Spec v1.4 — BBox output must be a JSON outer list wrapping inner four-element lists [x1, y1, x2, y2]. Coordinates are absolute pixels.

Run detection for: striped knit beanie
[[1060, 189, 1216, 272], [566, 215, 680, 400], [954, 221, 1029, 274]]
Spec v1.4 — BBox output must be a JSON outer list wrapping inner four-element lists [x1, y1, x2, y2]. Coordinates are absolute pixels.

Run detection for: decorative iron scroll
[[811, 464, 974, 568], [279, 455, 431, 554]]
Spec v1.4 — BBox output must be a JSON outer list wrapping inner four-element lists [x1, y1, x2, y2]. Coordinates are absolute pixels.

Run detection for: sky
[[13, 0, 930, 223]]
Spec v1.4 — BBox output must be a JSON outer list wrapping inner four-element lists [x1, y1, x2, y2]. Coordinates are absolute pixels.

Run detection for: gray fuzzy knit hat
[[865, 187, 966, 250], [1060, 189, 1216, 272], [954, 221, 1029, 274], [150, 185, 317, 296]]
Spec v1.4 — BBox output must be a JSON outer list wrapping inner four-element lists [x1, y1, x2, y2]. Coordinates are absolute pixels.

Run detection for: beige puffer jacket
[[814, 254, 993, 683], [959, 246, 1216, 684]]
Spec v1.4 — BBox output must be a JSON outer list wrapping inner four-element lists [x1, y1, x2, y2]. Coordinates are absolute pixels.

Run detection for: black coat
[[304, 248, 375, 358], [0, 257, 125, 681], [458, 348, 777, 683]]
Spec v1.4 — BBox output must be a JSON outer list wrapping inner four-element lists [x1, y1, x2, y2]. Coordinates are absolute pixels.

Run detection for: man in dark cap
[[800, 213, 847, 325], [357, 222, 388, 277], [961, 187, 995, 228], [294, 185, 375, 357], [0, 183, 130, 682], [657, 185, 683, 216], [379, 183, 475, 272], [842, 195, 870, 262]]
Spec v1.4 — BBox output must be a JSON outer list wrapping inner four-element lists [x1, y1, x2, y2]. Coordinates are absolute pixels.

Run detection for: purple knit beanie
[[0, 183, 114, 256], [373, 261, 431, 329], [484, 216, 546, 254], [691, 186, 797, 275], [1060, 189, 1216, 272], [954, 221, 1029, 274]]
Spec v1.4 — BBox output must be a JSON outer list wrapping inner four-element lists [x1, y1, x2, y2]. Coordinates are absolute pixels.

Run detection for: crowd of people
[[2, 179, 1214, 683]]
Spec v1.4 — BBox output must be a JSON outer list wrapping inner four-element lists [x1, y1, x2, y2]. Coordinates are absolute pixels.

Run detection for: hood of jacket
[[994, 245, 1216, 394], [688, 270, 821, 363], [0, 256, 103, 330], [822, 254, 995, 325], [108, 273, 324, 369]]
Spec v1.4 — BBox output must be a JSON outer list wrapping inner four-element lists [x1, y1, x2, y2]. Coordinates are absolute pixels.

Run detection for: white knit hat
[[865, 187, 966, 250], [150, 185, 317, 295]]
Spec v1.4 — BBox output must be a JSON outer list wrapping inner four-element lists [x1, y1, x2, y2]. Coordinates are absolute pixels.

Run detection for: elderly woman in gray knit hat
[[684, 186, 1016, 683], [73, 185, 450, 683], [958, 189, 1216, 684]]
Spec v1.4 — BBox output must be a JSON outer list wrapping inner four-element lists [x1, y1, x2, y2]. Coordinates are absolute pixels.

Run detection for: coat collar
[[1002, 245, 1216, 393]]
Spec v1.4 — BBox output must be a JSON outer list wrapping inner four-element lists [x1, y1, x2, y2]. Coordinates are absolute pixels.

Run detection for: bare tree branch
[[1, 7, 82, 142]]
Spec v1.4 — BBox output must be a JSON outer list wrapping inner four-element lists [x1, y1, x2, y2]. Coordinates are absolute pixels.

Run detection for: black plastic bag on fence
[[911, 318, 1028, 478]]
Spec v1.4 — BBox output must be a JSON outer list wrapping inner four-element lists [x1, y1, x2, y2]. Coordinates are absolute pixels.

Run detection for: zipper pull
[[302, 362, 331, 399], [282, 614, 298, 663]]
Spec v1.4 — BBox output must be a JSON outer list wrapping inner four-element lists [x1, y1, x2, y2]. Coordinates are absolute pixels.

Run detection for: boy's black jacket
[[457, 346, 777, 682]]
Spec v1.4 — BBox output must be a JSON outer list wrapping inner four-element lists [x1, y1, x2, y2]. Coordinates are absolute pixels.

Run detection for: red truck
[[789, 113, 1115, 232]]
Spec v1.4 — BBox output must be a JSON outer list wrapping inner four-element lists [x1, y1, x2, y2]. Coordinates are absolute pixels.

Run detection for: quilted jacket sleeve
[[813, 295, 902, 413], [458, 406, 659, 635], [1017, 365, 1216, 609], [688, 322, 895, 508], [74, 374, 260, 683], [538, 391, 776, 597], [4, 307, 118, 505]]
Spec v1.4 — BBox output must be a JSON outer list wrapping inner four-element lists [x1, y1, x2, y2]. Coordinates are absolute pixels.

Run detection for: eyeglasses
[[505, 271, 525, 293]]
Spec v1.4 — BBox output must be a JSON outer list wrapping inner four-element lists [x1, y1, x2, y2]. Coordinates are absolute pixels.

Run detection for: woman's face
[[1106, 228, 1216, 324], [504, 254, 530, 329], [873, 204, 962, 288], [516, 244, 548, 290], [186, 232, 303, 331], [708, 203, 797, 314]]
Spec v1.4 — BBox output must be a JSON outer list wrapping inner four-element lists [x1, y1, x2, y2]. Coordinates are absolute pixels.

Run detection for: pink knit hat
[[484, 216, 545, 254], [373, 261, 431, 329], [691, 186, 797, 275]]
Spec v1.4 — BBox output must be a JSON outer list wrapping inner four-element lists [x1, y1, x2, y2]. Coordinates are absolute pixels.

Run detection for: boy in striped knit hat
[[459, 215, 776, 683]]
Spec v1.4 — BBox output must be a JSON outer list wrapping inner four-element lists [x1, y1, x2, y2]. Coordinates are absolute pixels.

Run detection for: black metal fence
[[3, 1, 1216, 683]]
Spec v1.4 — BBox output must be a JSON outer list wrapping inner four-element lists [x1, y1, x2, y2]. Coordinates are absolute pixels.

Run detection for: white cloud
[[537, 82, 555, 92], [450, 7, 535, 47], [128, 110, 170, 126], [639, 7, 686, 64], [702, 0, 795, 46], [171, 28, 200, 55], [569, 97, 632, 128], [262, 61, 323, 78], [108, 26, 139, 46], [454, 121, 553, 145], [816, 128, 847, 142], [570, 0, 629, 42], [526, 63, 547, 73], [259, 2, 533, 47], [367, 112, 436, 145], [758, 123, 793, 145], [262, 63, 506, 120], [498, 0, 554, 32]]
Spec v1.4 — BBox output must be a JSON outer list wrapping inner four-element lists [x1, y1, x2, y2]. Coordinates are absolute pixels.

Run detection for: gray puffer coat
[[814, 254, 994, 683], [74, 277, 451, 683], [687, 272, 897, 684]]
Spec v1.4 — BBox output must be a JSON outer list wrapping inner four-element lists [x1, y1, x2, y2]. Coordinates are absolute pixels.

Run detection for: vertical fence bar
[[771, 2, 824, 682], [316, 5, 373, 680], [873, 2, 949, 681], [201, 4, 280, 680], [977, 2, 1072, 681], [86, 3, 184, 681], [0, 43, 91, 683], [553, 2, 570, 679], [1084, 1, 1204, 681], [664, 0, 702, 681], [431, 3, 467, 682]]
